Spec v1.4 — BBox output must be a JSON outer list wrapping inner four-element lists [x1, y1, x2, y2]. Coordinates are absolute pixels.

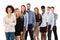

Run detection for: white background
[[0, 0, 60, 40]]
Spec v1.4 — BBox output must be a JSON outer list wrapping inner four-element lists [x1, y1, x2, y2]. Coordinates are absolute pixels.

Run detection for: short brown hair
[[51, 6, 55, 9], [47, 6, 51, 8], [27, 3, 31, 5]]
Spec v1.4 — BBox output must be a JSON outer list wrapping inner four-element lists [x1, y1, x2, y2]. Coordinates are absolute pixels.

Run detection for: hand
[[5, 22, 9, 25], [50, 28, 52, 31], [26, 28, 28, 31], [32, 28, 34, 31]]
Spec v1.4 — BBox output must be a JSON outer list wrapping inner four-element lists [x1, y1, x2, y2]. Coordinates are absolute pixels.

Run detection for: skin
[[14, 9, 20, 18], [27, 4, 34, 31], [50, 8, 54, 31], [5, 8, 12, 25], [7, 8, 12, 18], [41, 9, 45, 15], [50, 8, 54, 13], [14, 9, 20, 40], [47, 8, 50, 13], [34, 8, 40, 40], [41, 8, 46, 40], [20, 6, 26, 40], [27, 4, 30, 11]]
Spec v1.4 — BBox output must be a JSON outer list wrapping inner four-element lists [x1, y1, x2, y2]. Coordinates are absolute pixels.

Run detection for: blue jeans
[[5, 32, 15, 40]]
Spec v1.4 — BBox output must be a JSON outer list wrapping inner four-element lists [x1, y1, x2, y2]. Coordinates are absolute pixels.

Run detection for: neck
[[8, 13, 11, 18], [27, 10, 30, 11]]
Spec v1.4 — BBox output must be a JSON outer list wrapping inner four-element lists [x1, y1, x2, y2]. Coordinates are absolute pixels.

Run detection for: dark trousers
[[53, 26, 58, 40], [48, 25, 58, 40], [48, 25, 52, 40], [25, 24, 33, 40]]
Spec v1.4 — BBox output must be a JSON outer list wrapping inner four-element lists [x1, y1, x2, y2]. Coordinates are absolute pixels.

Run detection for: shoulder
[[54, 13, 58, 16], [4, 15, 7, 19], [12, 15, 16, 18]]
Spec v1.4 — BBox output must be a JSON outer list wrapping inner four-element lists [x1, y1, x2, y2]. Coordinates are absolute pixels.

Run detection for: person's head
[[27, 3, 31, 10], [34, 7, 39, 15], [47, 6, 51, 13], [41, 5, 45, 13], [14, 8, 20, 15], [21, 5, 26, 14], [50, 6, 55, 13], [6, 5, 14, 15]]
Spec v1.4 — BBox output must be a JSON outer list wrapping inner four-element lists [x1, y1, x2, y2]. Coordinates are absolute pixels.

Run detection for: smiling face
[[21, 5, 26, 14], [34, 8, 39, 15], [41, 8, 45, 13], [50, 8, 54, 13], [47, 7, 50, 13], [7, 8, 12, 14], [21, 6, 25, 13], [14, 9, 20, 15]]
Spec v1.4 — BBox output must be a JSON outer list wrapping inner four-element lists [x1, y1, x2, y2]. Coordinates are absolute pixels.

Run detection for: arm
[[9, 15, 16, 26], [3, 16, 9, 27], [24, 13, 28, 28], [39, 14, 42, 25], [51, 14, 54, 30], [33, 12, 36, 28]]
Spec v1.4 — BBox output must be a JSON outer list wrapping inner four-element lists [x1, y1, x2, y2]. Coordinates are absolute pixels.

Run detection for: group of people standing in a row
[[3, 3, 58, 40]]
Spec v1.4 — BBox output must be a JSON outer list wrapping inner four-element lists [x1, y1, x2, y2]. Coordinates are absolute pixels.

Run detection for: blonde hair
[[14, 8, 21, 18]]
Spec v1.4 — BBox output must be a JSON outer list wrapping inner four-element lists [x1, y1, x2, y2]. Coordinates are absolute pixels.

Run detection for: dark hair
[[6, 5, 14, 13], [21, 5, 26, 14], [47, 6, 50, 8], [51, 6, 55, 9], [41, 5, 45, 9], [27, 3, 31, 5]]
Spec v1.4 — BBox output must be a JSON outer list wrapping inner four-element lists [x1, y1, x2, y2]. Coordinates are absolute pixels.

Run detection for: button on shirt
[[3, 15, 16, 32], [40, 13, 47, 27], [27, 10, 36, 27]]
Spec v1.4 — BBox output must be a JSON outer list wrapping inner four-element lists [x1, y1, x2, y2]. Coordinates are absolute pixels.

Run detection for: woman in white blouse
[[3, 5, 16, 40]]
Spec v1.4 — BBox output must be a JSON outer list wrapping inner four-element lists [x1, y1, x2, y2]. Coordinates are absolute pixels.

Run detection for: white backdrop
[[0, 0, 60, 40]]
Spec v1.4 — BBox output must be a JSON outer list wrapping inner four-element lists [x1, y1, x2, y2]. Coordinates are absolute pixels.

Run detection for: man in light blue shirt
[[25, 3, 36, 40], [46, 7, 54, 40]]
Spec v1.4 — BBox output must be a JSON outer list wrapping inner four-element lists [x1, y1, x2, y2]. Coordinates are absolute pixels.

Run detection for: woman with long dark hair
[[33, 7, 42, 40]]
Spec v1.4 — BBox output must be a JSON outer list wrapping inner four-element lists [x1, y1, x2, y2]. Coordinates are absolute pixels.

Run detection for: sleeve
[[24, 13, 28, 28], [51, 14, 54, 29], [33, 12, 36, 28], [3, 16, 9, 27], [39, 15, 42, 25], [9, 15, 16, 26]]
